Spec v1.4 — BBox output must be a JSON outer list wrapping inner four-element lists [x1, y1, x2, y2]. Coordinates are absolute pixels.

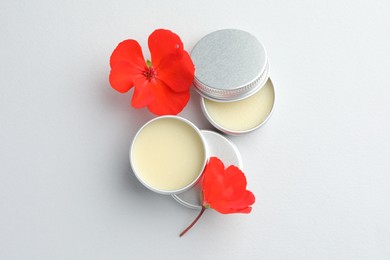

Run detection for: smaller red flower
[[180, 157, 255, 237], [202, 157, 255, 214], [109, 29, 195, 115]]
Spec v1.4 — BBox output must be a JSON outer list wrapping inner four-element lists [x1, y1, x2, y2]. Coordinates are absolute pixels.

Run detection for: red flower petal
[[148, 29, 184, 67], [109, 40, 146, 93], [147, 80, 190, 115], [202, 157, 226, 202], [202, 157, 255, 214], [109, 61, 139, 93], [211, 190, 255, 214], [156, 51, 195, 93], [110, 40, 145, 69], [131, 79, 155, 108]]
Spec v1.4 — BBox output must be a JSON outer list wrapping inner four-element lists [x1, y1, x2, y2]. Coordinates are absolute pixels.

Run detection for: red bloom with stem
[[109, 29, 195, 115], [180, 157, 256, 237]]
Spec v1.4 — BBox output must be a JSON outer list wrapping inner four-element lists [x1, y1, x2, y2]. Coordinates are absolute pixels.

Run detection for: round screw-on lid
[[191, 29, 269, 101]]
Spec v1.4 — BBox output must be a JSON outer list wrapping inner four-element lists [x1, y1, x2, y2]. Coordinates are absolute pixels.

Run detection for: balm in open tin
[[130, 116, 243, 209], [191, 29, 276, 135], [130, 116, 207, 195]]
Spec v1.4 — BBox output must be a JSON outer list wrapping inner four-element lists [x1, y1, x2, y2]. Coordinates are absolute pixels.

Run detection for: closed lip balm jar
[[191, 29, 276, 135], [130, 116, 207, 195]]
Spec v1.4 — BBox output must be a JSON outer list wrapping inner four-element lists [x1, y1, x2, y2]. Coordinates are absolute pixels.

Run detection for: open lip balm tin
[[191, 29, 276, 135], [130, 116, 244, 207], [130, 116, 207, 195]]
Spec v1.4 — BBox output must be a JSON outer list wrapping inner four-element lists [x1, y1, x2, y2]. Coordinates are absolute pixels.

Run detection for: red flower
[[109, 29, 195, 115], [202, 157, 255, 214], [180, 157, 255, 237]]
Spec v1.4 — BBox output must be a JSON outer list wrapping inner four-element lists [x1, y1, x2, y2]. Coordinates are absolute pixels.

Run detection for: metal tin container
[[191, 29, 275, 135], [130, 116, 207, 195], [201, 78, 275, 135]]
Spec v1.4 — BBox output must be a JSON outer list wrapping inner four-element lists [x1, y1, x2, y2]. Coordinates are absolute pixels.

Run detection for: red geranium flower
[[109, 29, 195, 115], [180, 157, 255, 237], [202, 157, 256, 214]]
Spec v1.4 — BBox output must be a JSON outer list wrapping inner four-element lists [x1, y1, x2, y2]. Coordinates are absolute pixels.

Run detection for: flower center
[[143, 67, 158, 81], [143, 60, 158, 81]]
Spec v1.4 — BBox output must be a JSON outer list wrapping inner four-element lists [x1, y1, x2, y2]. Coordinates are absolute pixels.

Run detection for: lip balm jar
[[191, 29, 276, 135], [130, 116, 207, 195]]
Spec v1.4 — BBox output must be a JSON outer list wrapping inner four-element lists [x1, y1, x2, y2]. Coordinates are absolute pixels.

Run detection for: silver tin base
[[201, 78, 276, 135]]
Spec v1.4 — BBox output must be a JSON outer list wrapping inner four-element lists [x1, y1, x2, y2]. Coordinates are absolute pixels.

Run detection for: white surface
[[1, 1, 389, 259]]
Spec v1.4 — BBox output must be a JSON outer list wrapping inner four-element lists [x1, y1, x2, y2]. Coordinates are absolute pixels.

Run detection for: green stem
[[179, 207, 206, 237]]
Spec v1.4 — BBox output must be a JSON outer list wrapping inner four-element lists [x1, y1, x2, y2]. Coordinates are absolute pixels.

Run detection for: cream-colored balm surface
[[131, 118, 205, 192], [204, 79, 275, 132]]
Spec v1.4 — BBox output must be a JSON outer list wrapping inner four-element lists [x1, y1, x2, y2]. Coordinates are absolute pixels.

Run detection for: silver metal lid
[[172, 130, 243, 209], [191, 29, 269, 101]]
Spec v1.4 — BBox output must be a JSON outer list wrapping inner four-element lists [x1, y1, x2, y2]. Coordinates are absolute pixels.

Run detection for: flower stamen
[[143, 66, 158, 81]]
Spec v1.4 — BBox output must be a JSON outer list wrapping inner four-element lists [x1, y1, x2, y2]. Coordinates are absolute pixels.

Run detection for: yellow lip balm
[[130, 116, 207, 194], [202, 79, 275, 134]]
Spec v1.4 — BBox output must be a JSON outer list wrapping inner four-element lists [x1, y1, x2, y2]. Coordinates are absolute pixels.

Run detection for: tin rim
[[129, 116, 208, 195], [200, 78, 276, 135], [194, 61, 270, 102]]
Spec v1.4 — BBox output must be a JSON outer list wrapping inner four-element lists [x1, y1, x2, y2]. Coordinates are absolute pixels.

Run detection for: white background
[[1, 1, 389, 259]]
